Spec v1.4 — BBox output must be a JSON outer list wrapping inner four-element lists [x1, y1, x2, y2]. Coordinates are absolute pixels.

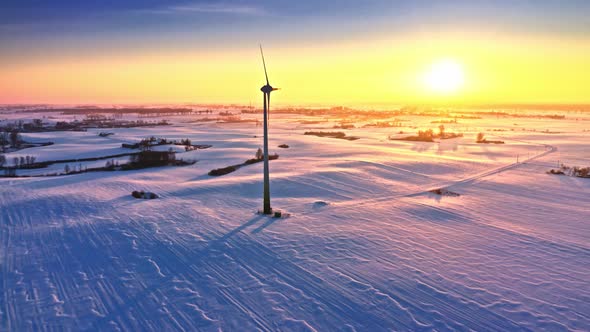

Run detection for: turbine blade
[[260, 45, 270, 85]]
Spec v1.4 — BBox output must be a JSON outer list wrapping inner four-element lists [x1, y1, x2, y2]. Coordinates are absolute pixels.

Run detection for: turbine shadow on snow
[[437, 140, 459, 154], [410, 142, 433, 153], [251, 217, 280, 234], [208, 215, 265, 248], [478, 144, 497, 161]]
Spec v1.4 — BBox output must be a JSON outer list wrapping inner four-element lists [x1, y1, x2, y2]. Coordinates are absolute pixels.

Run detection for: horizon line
[[2, 102, 590, 111]]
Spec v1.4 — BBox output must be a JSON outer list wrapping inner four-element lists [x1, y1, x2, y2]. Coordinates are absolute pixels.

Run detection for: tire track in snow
[[280, 139, 557, 216]]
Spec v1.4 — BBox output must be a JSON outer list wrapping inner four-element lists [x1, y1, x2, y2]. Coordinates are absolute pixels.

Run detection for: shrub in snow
[[131, 191, 158, 199], [208, 166, 237, 176], [573, 166, 590, 178], [476, 132, 504, 144], [209, 154, 279, 176], [429, 188, 460, 197], [245, 154, 279, 165], [547, 164, 589, 178], [547, 169, 565, 175], [305, 131, 359, 141], [313, 201, 329, 208], [305, 131, 346, 139], [333, 123, 355, 129]]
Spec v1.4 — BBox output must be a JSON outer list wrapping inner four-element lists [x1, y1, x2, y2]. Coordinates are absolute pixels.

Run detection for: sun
[[422, 59, 465, 95]]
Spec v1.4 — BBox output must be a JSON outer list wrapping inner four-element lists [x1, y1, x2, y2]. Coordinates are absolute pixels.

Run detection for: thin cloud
[[141, 2, 267, 16]]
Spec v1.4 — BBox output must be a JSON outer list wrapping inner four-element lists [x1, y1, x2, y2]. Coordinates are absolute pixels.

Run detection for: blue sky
[[2, 0, 589, 50], [2, 0, 589, 64]]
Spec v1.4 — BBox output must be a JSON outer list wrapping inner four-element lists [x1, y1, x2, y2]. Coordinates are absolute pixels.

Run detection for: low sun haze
[[1, 0, 589, 106]]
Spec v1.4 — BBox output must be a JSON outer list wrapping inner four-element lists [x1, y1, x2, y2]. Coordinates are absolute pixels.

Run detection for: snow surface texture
[[1, 110, 589, 331]]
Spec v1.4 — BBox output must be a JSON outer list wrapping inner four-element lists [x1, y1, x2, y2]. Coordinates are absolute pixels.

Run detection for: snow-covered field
[[1, 109, 589, 331]]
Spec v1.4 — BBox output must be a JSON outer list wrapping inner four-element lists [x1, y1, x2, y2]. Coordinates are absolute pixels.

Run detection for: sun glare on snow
[[422, 59, 465, 95]]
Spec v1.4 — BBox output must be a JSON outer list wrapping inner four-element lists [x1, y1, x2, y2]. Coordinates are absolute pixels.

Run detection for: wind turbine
[[260, 45, 279, 215]]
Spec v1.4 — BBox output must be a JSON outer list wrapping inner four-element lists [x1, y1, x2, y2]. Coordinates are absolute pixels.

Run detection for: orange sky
[[1, 3, 589, 106]]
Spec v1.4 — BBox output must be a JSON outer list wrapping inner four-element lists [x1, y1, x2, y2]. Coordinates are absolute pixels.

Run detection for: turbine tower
[[260, 45, 279, 215]]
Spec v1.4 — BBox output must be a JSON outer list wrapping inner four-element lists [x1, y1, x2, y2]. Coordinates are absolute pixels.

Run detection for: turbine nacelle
[[261, 85, 278, 94]]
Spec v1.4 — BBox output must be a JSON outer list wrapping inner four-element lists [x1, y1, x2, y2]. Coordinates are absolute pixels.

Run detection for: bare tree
[[0, 132, 7, 152], [477, 132, 485, 142], [139, 138, 152, 151], [9, 130, 20, 148], [438, 125, 445, 138]]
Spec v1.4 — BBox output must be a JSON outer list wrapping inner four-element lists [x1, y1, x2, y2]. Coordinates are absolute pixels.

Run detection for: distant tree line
[[548, 164, 590, 178], [0, 130, 22, 151], [123, 137, 199, 152], [476, 133, 504, 144], [390, 125, 463, 142]]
